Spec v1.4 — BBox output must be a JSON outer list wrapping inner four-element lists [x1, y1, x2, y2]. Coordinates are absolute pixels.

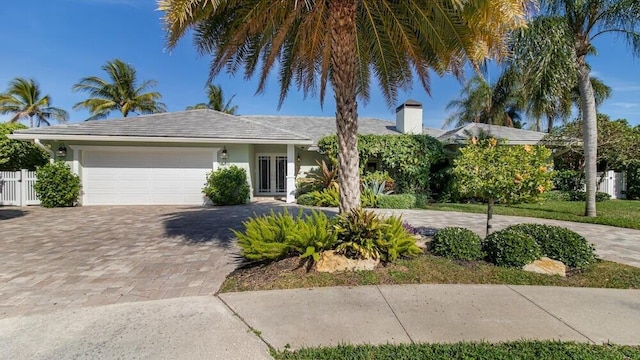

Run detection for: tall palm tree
[[186, 84, 238, 114], [508, 16, 613, 133], [444, 75, 523, 128], [541, 0, 640, 217], [73, 59, 167, 120], [0, 78, 69, 127], [159, 0, 530, 213]]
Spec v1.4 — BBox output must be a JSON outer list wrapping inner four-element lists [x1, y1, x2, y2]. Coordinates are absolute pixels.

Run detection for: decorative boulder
[[523, 257, 567, 277], [414, 235, 433, 251], [315, 250, 379, 273]]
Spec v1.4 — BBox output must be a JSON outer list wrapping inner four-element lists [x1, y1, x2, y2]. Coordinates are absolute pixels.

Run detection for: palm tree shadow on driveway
[[161, 202, 339, 250]]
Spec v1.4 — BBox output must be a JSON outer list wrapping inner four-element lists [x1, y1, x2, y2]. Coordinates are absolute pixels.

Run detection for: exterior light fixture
[[296, 155, 301, 162], [221, 147, 228, 164], [55, 146, 67, 158]]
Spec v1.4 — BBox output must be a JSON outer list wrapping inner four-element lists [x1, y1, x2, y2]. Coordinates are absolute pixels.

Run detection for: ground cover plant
[[273, 341, 640, 360], [425, 200, 640, 230]]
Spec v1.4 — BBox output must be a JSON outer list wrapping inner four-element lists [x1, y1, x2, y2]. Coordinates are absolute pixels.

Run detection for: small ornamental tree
[[0, 123, 48, 170], [453, 138, 553, 235]]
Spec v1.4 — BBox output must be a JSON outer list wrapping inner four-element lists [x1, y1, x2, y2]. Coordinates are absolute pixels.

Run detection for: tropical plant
[[297, 159, 338, 195], [539, 0, 640, 217], [507, 16, 613, 133], [159, 0, 530, 213], [186, 83, 238, 114], [0, 78, 68, 127], [72, 59, 166, 120], [444, 75, 523, 128], [0, 123, 48, 170], [34, 161, 81, 208], [453, 138, 554, 235]]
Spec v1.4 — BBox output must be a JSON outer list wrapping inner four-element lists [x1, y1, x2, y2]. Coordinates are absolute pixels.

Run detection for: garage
[[81, 147, 215, 205]]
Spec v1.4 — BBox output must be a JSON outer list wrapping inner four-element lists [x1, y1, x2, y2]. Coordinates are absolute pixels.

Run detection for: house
[[8, 100, 546, 206]]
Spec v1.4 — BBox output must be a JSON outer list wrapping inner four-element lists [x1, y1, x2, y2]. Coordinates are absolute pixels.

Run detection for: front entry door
[[257, 154, 287, 195]]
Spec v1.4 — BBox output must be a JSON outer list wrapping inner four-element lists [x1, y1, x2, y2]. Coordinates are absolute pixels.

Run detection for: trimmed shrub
[[503, 224, 596, 268], [484, 229, 542, 268], [623, 163, 640, 200], [432, 227, 484, 261], [296, 193, 316, 206], [34, 161, 80, 208], [377, 194, 416, 209], [543, 190, 571, 201], [203, 165, 250, 205], [567, 191, 611, 202]]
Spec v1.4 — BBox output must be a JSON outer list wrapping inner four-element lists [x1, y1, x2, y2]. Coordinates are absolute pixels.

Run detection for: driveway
[[0, 203, 297, 319]]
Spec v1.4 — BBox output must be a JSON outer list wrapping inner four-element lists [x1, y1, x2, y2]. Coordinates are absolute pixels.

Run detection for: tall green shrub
[[203, 165, 250, 205], [625, 163, 640, 200], [0, 123, 48, 170], [34, 161, 80, 208]]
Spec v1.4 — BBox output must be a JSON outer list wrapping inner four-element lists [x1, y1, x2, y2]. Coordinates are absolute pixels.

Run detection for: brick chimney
[[395, 99, 423, 134]]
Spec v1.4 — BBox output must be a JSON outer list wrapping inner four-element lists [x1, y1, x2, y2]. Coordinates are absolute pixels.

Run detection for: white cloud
[[611, 102, 639, 109]]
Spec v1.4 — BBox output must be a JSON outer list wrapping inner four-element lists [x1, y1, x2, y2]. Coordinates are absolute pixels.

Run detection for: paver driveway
[[0, 202, 297, 319]]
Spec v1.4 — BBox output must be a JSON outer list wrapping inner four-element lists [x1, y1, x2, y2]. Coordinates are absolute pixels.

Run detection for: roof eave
[[7, 133, 312, 145]]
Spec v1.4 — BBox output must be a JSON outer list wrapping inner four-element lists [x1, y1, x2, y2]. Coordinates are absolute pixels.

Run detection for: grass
[[425, 200, 640, 230], [219, 255, 640, 293], [273, 341, 640, 360]]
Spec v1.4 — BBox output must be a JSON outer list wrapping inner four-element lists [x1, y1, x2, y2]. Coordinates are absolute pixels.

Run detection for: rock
[[315, 250, 379, 273], [523, 257, 567, 277], [414, 235, 433, 251]]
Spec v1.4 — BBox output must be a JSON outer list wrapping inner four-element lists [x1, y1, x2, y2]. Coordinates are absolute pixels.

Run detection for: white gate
[[0, 170, 40, 206], [597, 171, 627, 199]]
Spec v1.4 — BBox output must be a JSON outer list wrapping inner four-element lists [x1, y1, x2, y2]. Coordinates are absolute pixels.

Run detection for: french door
[[256, 154, 287, 195]]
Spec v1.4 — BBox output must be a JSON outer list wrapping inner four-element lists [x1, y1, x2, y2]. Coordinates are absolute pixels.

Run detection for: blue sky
[[1, 0, 639, 128]]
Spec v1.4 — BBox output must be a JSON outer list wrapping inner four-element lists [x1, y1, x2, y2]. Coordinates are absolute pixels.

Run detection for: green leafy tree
[[73, 59, 167, 120], [187, 84, 238, 114], [0, 123, 49, 170], [158, 0, 530, 213], [544, 114, 640, 182], [0, 78, 69, 127], [539, 0, 640, 217], [453, 138, 553, 235]]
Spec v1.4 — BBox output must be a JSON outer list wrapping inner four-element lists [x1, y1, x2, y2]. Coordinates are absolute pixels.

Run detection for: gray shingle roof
[[438, 123, 546, 145], [12, 110, 311, 142], [243, 115, 445, 146]]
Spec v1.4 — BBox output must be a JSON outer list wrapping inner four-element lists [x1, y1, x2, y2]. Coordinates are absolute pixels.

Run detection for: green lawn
[[273, 341, 640, 360], [425, 200, 640, 230]]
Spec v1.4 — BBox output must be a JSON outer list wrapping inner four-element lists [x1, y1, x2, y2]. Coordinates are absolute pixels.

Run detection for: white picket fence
[[0, 170, 40, 206], [596, 170, 627, 199]]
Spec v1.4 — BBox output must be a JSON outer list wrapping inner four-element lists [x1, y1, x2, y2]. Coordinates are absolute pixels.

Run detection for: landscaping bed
[[273, 341, 640, 360], [219, 255, 640, 293]]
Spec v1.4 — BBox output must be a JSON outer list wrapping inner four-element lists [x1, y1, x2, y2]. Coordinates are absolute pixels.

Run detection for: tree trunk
[[576, 57, 598, 217], [329, 0, 360, 213], [486, 198, 494, 237], [546, 114, 554, 133], [29, 115, 34, 128]]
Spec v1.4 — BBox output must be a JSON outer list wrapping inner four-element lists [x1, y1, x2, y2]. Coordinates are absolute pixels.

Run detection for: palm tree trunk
[[577, 57, 598, 217], [329, 0, 360, 213], [546, 114, 554, 133], [29, 115, 34, 128]]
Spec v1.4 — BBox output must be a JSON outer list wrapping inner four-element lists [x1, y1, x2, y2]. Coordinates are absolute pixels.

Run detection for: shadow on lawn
[[162, 202, 338, 248], [0, 208, 27, 221]]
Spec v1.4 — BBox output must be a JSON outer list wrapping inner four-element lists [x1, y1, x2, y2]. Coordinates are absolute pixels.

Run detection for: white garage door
[[82, 147, 214, 205]]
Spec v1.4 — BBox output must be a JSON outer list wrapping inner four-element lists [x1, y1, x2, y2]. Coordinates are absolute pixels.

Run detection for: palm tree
[[0, 78, 69, 127], [507, 16, 613, 133], [73, 59, 167, 120], [159, 0, 530, 213], [186, 84, 238, 114], [540, 0, 640, 217], [444, 75, 523, 128]]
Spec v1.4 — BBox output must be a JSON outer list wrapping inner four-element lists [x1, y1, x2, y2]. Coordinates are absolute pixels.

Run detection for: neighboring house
[[8, 100, 546, 206]]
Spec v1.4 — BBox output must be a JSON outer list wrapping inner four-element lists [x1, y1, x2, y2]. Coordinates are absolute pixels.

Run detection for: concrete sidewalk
[[220, 284, 640, 350]]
